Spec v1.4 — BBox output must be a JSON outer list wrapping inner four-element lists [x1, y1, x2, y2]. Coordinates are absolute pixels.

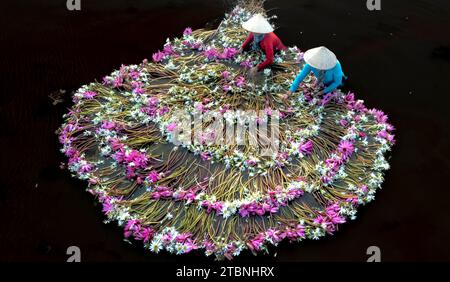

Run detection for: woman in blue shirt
[[287, 46, 346, 96]]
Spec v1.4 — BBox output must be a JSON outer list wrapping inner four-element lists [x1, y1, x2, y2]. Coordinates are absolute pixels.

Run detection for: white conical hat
[[303, 46, 338, 70], [242, 14, 274, 34]]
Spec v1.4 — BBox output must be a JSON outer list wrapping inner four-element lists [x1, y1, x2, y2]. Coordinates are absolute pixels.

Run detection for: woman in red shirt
[[239, 14, 286, 76]]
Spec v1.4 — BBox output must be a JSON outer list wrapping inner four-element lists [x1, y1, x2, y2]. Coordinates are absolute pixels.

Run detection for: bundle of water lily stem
[[58, 0, 395, 259]]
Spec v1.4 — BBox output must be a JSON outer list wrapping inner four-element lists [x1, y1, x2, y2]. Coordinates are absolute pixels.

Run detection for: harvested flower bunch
[[58, 0, 395, 260]]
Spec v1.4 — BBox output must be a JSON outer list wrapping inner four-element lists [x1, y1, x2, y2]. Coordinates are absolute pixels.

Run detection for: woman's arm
[[323, 65, 343, 94], [289, 64, 312, 92], [241, 33, 254, 51], [257, 42, 274, 71]]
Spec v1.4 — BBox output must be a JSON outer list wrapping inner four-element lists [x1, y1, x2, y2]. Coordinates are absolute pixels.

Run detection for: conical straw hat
[[242, 14, 274, 34], [303, 46, 338, 70]]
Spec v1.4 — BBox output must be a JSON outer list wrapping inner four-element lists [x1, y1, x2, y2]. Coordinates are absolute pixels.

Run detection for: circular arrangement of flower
[[58, 2, 395, 260]]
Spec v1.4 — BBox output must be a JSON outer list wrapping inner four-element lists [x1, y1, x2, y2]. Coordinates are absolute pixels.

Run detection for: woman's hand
[[249, 66, 258, 77]]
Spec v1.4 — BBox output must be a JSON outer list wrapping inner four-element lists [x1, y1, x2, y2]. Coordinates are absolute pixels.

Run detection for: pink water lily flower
[[277, 151, 288, 161], [101, 120, 116, 130], [176, 233, 192, 243], [377, 130, 389, 139], [141, 106, 157, 116], [219, 104, 230, 114], [338, 140, 354, 157], [191, 42, 202, 49], [321, 175, 331, 184], [102, 200, 114, 215], [221, 70, 231, 80], [212, 202, 224, 213], [152, 50, 165, 62], [196, 103, 207, 113], [312, 203, 347, 232], [183, 40, 202, 50], [204, 48, 219, 60], [247, 234, 265, 252], [360, 185, 368, 193], [166, 123, 177, 132], [146, 170, 160, 183], [102, 76, 111, 86], [200, 152, 212, 161], [239, 207, 249, 217], [183, 27, 193, 36], [64, 147, 77, 158], [203, 241, 216, 253], [148, 97, 159, 107], [224, 244, 236, 260], [136, 177, 144, 185], [136, 227, 154, 243], [329, 214, 346, 225], [124, 219, 140, 238], [255, 207, 265, 216], [133, 87, 145, 95], [294, 225, 306, 238], [371, 109, 388, 124], [339, 119, 349, 127], [158, 106, 169, 116], [202, 201, 220, 214], [83, 91, 97, 99], [88, 178, 98, 185], [386, 123, 395, 132], [151, 192, 161, 200], [346, 196, 359, 205], [129, 70, 140, 80], [287, 188, 304, 198], [256, 117, 264, 125], [80, 163, 93, 173], [240, 60, 252, 68], [320, 93, 333, 106], [283, 224, 305, 241], [184, 191, 196, 204], [220, 47, 237, 59], [325, 158, 341, 171], [345, 92, 355, 101], [265, 229, 282, 243], [268, 206, 279, 214], [109, 138, 124, 151], [163, 44, 174, 55], [353, 101, 367, 113], [160, 190, 173, 198], [223, 84, 232, 92], [162, 233, 173, 243], [386, 134, 395, 144], [113, 76, 124, 88], [235, 76, 245, 87], [298, 140, 313, 155]]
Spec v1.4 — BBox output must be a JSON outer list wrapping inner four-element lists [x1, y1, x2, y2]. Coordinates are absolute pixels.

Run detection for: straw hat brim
[[303, 46, 338, 70], [242, 14, 274, 34]]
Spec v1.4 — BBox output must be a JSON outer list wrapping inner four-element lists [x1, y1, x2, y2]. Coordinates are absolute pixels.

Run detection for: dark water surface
[[0, 0, 449, 262]]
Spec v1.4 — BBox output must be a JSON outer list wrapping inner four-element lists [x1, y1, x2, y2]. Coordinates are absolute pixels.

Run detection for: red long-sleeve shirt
[[241, 32, 286, 71]]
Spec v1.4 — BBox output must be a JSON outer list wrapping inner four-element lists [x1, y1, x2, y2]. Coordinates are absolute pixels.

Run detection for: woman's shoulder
[[265, 32, 278, 40]]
